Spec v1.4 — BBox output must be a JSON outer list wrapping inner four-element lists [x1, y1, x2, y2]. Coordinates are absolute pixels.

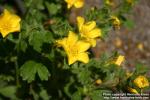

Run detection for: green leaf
[[63, 58, 70, 69], [71, 66, 91, 85], [101, 25, 111, 38], [103, 73, 119, 87], [90, 90, 103, 100], [51, 18, 73, 36], [123, 19, 135, 30], [71, 91, 82, 100], [20, 61, 37, 83], [37, 64, 50, 81], [0, 86, 17, 99], [64, 77, 74, 97], [43, 31, 54, 43], [77, 69, 91, 85], [29, 30, 53, 52], [7, 34, 18, 44], [45, 2, 61, 15], [25, 0, 44, 10], [29, 31, 44, 52], [17, 40, 27, 52], [20, 61, 50, 83], [135, 63, 149, 75], [0, 75, 14, 82], [39, 88, 50, 100]]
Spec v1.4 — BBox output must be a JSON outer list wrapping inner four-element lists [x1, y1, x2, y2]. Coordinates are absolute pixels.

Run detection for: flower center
[[1, 22, 11, 31], [68, 45, 79, 57]]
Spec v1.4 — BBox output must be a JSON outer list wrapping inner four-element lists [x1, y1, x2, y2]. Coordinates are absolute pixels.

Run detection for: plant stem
[[140, 88, 143, 94], [29, 83, 39, 100], [14, 58, 20, 88]]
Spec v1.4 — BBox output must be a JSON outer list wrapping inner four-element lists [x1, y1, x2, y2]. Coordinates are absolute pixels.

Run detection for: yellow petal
[[127, 87, 139, 94], [89, 39, 97, 47], [11, 22, 20, 32], [82, 21, 96, 32], [76, 41, 90, 52], [0, 30, 8, 38], [68, 31, 78, 44], [65, 0, 73, 9], [74, 0, 84, 8], [2, 9, 11, 20], [87, 28, 101, 38], [67, 3, 72, 9], [68, 54, 77, 65], [115, 55, 125, 66], [56, 38, 67, 48], [77, 52, 89, 63], [7, 16, 21, 34], [77, 16, 85, 31], [10, 15, 21, 27]]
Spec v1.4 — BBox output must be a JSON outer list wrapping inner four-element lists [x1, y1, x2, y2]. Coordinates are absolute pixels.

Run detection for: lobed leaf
[[20, 61, 50, 83]]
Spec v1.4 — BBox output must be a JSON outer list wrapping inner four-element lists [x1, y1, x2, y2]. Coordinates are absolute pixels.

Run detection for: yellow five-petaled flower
[[0, 9, 21, 38], [134, 75, 149, 88], [56, 31, 90, 65], [65, 0, 84, 9], [77, 16, 101, 47]]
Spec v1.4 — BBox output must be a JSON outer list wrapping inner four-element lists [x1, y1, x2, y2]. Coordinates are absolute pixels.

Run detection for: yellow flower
[[77, 16, 101, 47], [126, 0, 134, 5], [56, 31, 90, 65], [137, 43, 144, 51], [65, 0, 84, 9], [114, 55, 125, 66], [105, 0, 115, 6], [111, 16, 121, 30], [95, 79, 102, 85], [134, 75, 149, 88], [127, 87, 139, 94], [0, 9, 21, 38]]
